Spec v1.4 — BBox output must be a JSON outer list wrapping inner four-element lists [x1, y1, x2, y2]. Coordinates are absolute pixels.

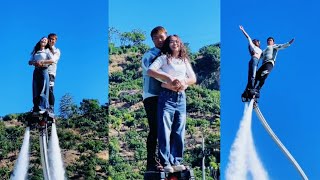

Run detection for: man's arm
[[275, 38, 295, 50], [141, 52, 152, 71]]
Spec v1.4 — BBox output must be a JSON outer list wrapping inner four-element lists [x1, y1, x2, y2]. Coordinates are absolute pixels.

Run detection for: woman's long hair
[[45, 43, 54, 55], [248, 39, 260, 56], [30, 37, 54, 56], [161, 35, 189, 64]]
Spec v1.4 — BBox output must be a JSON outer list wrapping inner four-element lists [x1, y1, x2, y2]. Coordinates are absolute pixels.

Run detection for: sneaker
[[39, 110, 46, 114], [172, 164, 186, 172], [163, 165, 174, 173]]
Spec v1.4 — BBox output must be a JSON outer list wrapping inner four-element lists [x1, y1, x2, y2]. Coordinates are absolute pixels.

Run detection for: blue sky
[[109, 0, 220, 53], [0, 1, 108, 116], [221, 0, 319, 179]]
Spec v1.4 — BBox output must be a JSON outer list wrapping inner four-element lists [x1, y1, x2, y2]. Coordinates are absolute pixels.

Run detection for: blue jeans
[[32, 68, 49, 112], [157, 88, 186, 166], [246, 57, 259, 90]]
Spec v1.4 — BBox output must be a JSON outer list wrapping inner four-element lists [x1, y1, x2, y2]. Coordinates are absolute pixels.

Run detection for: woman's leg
[[170, 92, 186, 166], [38, 69, 50, 111], [246, 57, 259, 90], [157, 90, 175, 169], [32, 69, 41, 112]]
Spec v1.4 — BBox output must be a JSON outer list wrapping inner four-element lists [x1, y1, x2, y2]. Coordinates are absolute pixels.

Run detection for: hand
[[239, 25, 244, 31], [34, 61, 42, 67], [172, 79, 182, 89], [289, 38, 295, 44], [166, 76, 176, 85], [177, 80, 188, 91], [161, 79, 182, 92]]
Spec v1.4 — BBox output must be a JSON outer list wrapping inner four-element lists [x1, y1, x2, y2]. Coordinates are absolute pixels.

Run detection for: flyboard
[[144, 166, 195, 180], [27, 111, 55, 180], [241, 91, 308, 180], [253, 102, 308, 180]]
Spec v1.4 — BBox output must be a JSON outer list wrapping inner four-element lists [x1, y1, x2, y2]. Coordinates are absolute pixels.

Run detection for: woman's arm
[[184, 61, 197, 86], [239, 25, 251, 40], [39, 59, 54, 65], [175, 61, 197, 91]]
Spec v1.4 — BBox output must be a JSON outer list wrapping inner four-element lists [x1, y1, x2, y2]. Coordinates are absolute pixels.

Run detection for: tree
[[79, 99, 101, 119], [108, 27, 120, 44], [120, 29, 146, 46], [59, 93, 78, 119], [195, 44, 221, 90]]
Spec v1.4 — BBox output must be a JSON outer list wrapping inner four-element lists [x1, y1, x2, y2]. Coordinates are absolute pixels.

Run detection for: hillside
[[0, 98, 108, 179], [108, 28, 220, 179]]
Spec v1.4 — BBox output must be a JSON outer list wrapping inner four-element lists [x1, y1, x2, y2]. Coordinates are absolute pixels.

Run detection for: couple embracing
[[142, 26, 197, 173], [28, 33, 60, 117]]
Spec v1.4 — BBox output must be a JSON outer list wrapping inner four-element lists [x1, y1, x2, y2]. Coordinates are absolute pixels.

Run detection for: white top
[[29, 49, 53, 68], [47, 46, 61, 76], [149, 54, 196, 83], [248, 36, 262, 59]]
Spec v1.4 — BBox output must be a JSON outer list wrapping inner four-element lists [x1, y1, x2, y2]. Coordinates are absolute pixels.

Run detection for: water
[[225, 100, 268, 180], [48, 124, 66, 180], [11, 127, 31, 180]]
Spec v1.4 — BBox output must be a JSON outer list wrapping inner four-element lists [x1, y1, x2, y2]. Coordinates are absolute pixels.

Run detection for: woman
[[28, 37, 54, 115], [147, 35, 196, 173], [239, 25, 262, 98]]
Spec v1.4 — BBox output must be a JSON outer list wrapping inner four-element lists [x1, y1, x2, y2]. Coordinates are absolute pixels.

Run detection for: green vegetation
[[108, 27, 220, 179], [0, 96, 108, 179]]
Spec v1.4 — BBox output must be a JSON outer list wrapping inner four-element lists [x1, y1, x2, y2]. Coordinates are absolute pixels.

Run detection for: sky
[[0, 0, 108, 116], [109, 0, 220, 53], [221, 0, 320, 179]]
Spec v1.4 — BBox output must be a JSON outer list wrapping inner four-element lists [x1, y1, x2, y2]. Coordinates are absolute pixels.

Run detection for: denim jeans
[[246, 57, 259, 90], [32, 67, 49, 112], [157, 88, 186, 166]]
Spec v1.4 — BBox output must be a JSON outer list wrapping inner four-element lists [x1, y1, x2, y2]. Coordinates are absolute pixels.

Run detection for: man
[[47, 33, 61, 113], [142, 26, 167, 171], [254, 37, 294, 93]]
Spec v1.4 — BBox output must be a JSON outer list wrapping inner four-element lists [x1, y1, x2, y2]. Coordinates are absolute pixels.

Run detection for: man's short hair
[[267, 37, 274, 42], [150, 26, 167, 38], [48, 33, 58, 39]]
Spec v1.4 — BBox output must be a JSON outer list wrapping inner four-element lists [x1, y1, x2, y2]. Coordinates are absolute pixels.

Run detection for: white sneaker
[[39, 110, 46, 114], [163, 165, 174, 173], [173, 164, 186, 172]]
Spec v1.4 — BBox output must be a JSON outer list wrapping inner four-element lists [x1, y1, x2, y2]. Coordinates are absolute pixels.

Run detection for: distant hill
[[108, 28, 220, 180]]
